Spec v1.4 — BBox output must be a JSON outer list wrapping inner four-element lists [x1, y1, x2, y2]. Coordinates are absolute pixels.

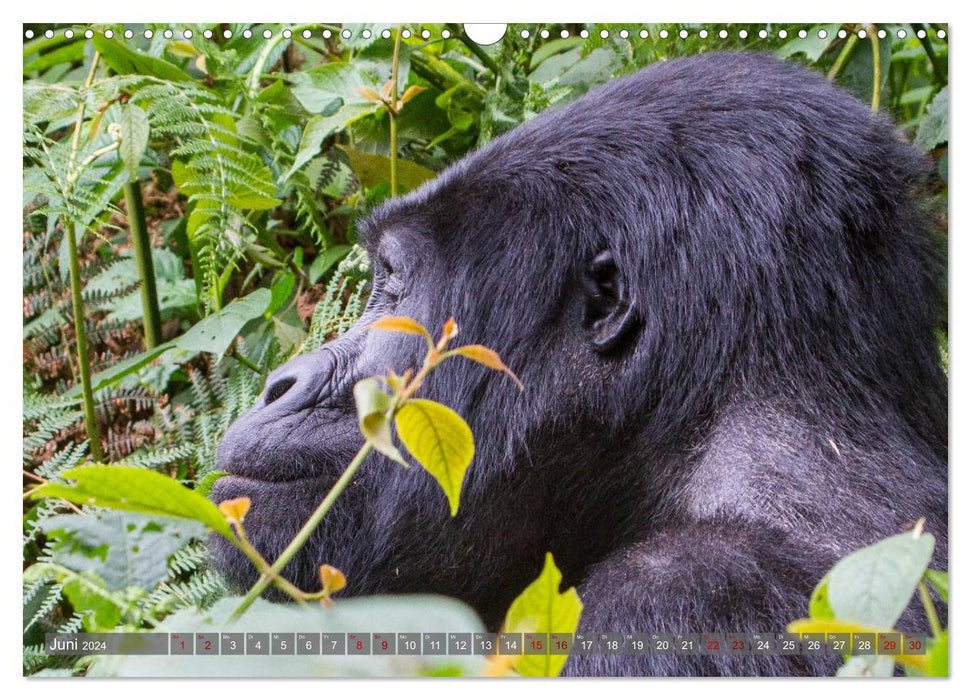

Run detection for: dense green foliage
[[23, 23, 947, 676]]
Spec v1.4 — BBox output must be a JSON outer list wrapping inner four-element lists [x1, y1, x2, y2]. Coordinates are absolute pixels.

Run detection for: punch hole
[[263, 29, 272, 39], [85, 29, 94, 39], [877, 29, 886, 38], [561, 29, 570, 39], [203, 29, 213, 39], [698, 29, 708, 39], [719, 30, 728, 39], [24, 29, 33, 39], [600, 29, 609, 39], [679, 29, 688, 39], [917, 29, 926, 38], [163, 29, 173, 39], [798, 29, 807, 39], [183, 29, 192, 39], [897, 29, 907, 39], [382, 29, 391, 39], [738, 29, 748, 38], [580, 29, 589, 38], [124, 29, 133, 39], [442, 29, 451, 39], [421, 29, 431, 39], [620, 29, 629, 39], [362, 29, 372, 39], [818, 29, 827, 39], [45, 29, 53, 38], [659, 30, 669, 39], [65, 29, 74, 38], [105, 29, 114, 38], [937, 29, 946, 39], [758, 29, 767, 38], [838, 29, 847, 38], [463, 24, 507, 46], [540, 29, 550, 39], [283, 29, 292, 39], [144, 29, 153, 39], [640, 29, 649, 39], [223, 29, 232, 39]]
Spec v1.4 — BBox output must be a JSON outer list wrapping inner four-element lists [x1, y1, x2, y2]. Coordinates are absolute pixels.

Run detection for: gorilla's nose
[[259, 350, 336, 412]]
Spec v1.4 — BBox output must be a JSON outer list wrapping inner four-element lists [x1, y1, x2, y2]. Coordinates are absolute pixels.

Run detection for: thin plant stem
[[449, 23, 502, 77], [65, 52, 104, 462], [869, 26, 882, 111], [231, 441, 374, 619], [124, 181, 162, 349], [828, 30, 860, 81], [911, 24, 947, 86], [389, 25, 402, 196], [918, 579, 943, 639], [65, 221, 103, 463]]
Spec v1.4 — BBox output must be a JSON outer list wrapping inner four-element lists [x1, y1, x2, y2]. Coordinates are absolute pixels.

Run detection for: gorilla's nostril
[[264, 377, 297, 406]]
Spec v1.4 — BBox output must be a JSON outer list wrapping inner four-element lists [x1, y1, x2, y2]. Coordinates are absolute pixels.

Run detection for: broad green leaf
[[63, 343, 175, 398], [119, 104, 150, 180], [91, 35, 192, 82], [309, 244, 351, 283], [776, 25, 840, 61], [924, 569, 948, 604], [915, 87, 949, 152], [176, 288, 272, 355], [339, 146, 437, 193], [837, 654, 895, 677], [808, 577, 835, 619], [65, 289, 271, 397], [225, 193, 283, 211], [283, 105, 374, 181], [87, 595, 487, 677], [289, 63, 378, 114], [34, 466, 235, 540], [395, 399, 474, 516], [353, 378, 406, 466], [42, 512, 206, 591], [502, 553, 583, 677], [823, 529, 935, 628], [925, 631, 948, 677]]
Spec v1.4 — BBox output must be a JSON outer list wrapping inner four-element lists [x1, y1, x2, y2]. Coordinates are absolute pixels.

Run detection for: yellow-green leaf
[[395, 399, 473, 516], [353, 378, 407, 466], [34, 466, 235, 540], [339, 146, 437, 193], [502, 553, 583, 677]]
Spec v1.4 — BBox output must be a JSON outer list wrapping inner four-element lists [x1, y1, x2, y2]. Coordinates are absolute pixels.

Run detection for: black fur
[[212, 52, 947, 676]]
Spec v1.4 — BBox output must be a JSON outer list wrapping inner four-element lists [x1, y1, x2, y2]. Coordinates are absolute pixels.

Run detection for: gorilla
[[212, 51, 947, 676]]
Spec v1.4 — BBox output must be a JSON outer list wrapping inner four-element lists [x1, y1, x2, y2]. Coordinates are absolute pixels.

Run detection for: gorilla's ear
[[584, 250, 639, 353]]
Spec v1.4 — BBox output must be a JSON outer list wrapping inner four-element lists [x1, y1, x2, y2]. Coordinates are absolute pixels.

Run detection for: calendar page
[[22, 20, 949, 679]]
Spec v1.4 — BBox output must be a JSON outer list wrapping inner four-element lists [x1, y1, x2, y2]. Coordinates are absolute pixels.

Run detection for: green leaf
[[776, 25, 840, 61], [502, 553, 583, 677], [354, 378, 407, 466], [309, 244, 351, 283], [88, 595, 487, 677], [289, 63, 377, 114], [836, 654, 895, 677], [176, 288, 272, 355], [34, 466, 235, 540], [915, 87, 949, 152], [339, 146, 437, 193], [821, 529, 935, 628], [284, 106, 373, 181], [924, 569, 948, 604], [42, 512, 206, 591], [119, 104, 150, 180], [808, 577, 835, 619], [395, 399, 474, 516], [925, 631, 948, 677], [63, 343, 175, 399], [90, 35, 192, 82]]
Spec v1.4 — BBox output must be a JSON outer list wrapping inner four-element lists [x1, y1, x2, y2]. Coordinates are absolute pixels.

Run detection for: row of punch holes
[[25, 26, 948, 42]]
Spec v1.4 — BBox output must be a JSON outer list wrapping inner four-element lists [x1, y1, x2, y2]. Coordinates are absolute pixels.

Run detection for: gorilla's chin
[[209, 473, 328, 593]]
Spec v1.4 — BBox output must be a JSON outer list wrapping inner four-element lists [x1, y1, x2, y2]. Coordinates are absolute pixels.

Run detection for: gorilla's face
[[211, 151, 643, 625]]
